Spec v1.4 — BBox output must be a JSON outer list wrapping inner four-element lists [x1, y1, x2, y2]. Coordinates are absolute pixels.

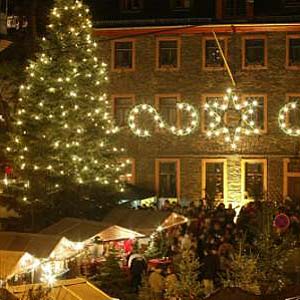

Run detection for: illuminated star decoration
[[205, 88, 261, 149], [278, 101, 300, 136], [128, 103, 199, 137]]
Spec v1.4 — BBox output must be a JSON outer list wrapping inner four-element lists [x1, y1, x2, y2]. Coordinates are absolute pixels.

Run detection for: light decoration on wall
[[205, 88, 261, 149], [278, 101, 300, 136], [127, 103, 199, 137]]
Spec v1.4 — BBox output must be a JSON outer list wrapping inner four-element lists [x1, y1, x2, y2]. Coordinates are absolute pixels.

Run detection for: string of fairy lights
[[278, 101, 300, 136], [204, 88, 261, 149], [127, 103, 199, 137]]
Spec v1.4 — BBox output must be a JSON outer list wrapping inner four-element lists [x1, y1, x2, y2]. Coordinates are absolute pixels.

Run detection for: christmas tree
[[5, 0, 128, 208], [221, 243, 260, 295], [167, 248, 203, 300]]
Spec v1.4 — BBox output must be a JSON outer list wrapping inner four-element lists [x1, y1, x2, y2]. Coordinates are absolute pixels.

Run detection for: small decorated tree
[[167, 248, 203, 300]]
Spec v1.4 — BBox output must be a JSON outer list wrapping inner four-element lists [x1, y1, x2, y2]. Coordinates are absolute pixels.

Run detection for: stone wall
[[97, 29, 300, 205]]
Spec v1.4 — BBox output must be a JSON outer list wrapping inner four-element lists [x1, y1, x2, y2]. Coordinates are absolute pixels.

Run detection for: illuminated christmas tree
[[5, 0, 127, 208]]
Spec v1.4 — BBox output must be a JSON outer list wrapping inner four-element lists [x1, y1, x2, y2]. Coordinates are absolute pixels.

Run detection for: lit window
[[287, 36, 300, 68], [113, 41, 134, 70], [203, 39, 227, 69], [202, 95, 226, 132], [284, 158, 300, 200], [119, 158, 135, 184], [243, 36, 267, 69], [157, 39, 180, 69], [242, 159, 267, 201], [286, 95, 300, 126], [202, 159, 227, 205], [113, 96, 134, 127], [157, 160, 179, 198], [242, 95, 267, 133]]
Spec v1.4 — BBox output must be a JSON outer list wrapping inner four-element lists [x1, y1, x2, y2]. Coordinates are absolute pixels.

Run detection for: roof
[[101, 208, 184, 236], [0, 251, 34, 279], [9, 278, 113, 300], [40, 217, 108, 242], [98, 225, 145, 242], [0, 232, 65, 258]]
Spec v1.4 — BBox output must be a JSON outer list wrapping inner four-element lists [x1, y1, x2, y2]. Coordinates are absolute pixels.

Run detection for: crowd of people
[[127, 197, 300, 298]]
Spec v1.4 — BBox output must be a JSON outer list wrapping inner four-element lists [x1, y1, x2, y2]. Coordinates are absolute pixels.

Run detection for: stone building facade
[[89, 0, 300, 208]]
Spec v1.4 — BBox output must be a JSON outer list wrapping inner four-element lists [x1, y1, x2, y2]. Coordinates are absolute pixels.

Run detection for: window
[[285, 94, 300, 126], [242, 95, 267, 133], [241, 159, 267, 201], [155, 95, 180, 127], [203, 38, 227, 70], [171, 0, 191, 9], [156, 38, 180, 70], [201, 94, 227, 132], [286, 35, 300, 68], [202, 159, 227, 205], [223, 0, 246, 17], [112, 40, 135, 70], [119, 158, 135, 184], [120, 0, 143, 11], [284, 159, 300, 203], [242, 36, 267, 69], [156, 159, 180, 198], [113, 95, 134, 127]]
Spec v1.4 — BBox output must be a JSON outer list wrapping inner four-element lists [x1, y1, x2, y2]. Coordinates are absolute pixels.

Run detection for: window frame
[[242, 35, 268, 70], [202, 37, 228, 71], [241, 158, 267, 202], [201, 93, 228, 133], [111, 39, 136, 72], [241, 94, 268, 134], [283, 158, 300, 199], [155, 158, 181, 200], [119, 158, 136, 185], [285, 93, 300, 125], [155, 94, 181, 129], [201, 158, 228, 205], [286, 34, 300, 70], [112, 94, 135, 128], [156, 37, 181, 71]]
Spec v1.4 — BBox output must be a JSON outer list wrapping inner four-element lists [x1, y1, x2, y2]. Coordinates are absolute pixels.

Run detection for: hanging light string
[[278, 101, 300, 136], [127, 103, 199, 137]]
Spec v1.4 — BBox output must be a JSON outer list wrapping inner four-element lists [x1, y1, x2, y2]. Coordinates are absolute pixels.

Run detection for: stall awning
[[40, 217, 107, 242], [0, 251, 35, 280], [0, 232, 75, 259], [97, 225, 145, 242], [9, 278, 114, 300], [101, 208, 188, 236]]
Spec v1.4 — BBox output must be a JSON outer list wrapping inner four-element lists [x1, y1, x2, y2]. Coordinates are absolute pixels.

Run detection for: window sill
[[203, 66, 226, 71], [155, 66, 180, 71], [112, 67, 135, 72], [242, 65, 268, 70], [286, 65, 300, 70], [120, 9, 142, 14]]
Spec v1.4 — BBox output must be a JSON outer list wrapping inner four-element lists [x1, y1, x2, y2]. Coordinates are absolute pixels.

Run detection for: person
[[129, 252, 147, 293], [202, 246, 220, 295], [165, 267, 178, 300], [148, 267, 165, 300]]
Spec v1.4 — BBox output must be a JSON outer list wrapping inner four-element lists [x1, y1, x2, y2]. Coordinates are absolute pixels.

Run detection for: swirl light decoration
[[205, 88, 261, 149], [278, 101, 300, 136], [127, 103, 199, 137]]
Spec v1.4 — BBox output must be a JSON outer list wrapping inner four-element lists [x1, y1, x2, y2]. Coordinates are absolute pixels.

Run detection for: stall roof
[[101, 208, 187, 236], [40, 217, 108, 242], [0, 232, 65, 259], [98, 225, 145, 242], [0, 251, 34, 280], [9, 278, 113, 300]]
